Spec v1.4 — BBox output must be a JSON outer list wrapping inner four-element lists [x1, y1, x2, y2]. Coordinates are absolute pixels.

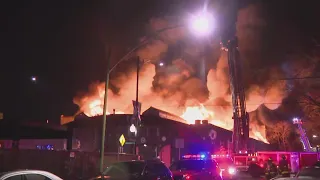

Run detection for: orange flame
[[74, 63, 268, 144], [180, 104, 269, 143], [87, 99, 124, 116], [181, 104, 214, 124], [82, 94, 268, 143]]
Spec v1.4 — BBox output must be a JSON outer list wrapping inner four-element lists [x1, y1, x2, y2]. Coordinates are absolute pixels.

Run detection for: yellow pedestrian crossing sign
[[119, 134, 126, 146]]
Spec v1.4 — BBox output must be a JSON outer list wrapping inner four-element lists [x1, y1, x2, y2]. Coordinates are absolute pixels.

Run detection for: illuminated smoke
[[73, 4, 308, 144]]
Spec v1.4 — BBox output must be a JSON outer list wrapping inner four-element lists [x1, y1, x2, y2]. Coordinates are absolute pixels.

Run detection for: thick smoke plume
[[74, 2, 320, 143]]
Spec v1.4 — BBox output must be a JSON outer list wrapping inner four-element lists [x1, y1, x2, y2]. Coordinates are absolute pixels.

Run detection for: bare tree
[[267, 121, 293, 151], [285, 50, 320, 133], [300, 90, 320, 119]]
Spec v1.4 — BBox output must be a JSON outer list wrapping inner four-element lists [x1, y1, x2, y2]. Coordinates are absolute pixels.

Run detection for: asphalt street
[[235, 171, 264, 180]]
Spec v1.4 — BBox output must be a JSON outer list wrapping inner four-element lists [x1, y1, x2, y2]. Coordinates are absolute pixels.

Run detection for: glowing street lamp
[[129, 124, 137, 135], [31, 76, 37, 83], [159, 62, 164, 66], [189, 9, 215, 36]]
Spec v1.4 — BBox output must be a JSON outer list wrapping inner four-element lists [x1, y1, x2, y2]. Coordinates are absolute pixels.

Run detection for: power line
[[274, 76, 320, 80]]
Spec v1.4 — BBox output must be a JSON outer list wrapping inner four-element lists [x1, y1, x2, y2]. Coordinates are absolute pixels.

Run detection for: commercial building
[[65, 107, 270, 165]]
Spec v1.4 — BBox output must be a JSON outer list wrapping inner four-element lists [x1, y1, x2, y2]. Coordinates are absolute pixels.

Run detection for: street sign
[[119, 134, 126, 146], [175, 138, 184, 149], [125, 142, 135, 145]]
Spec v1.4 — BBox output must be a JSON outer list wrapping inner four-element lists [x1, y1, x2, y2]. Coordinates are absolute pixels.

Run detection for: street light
[[189, 10, 215, 36], [313, 135, 318, 138], [99, 9, 214, 174], [159, 62, 164, 66], [31, 76, 37, 83], [130, 124, 137, 135]]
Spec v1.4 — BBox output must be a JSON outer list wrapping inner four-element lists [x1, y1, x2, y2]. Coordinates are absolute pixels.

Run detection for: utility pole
[[100, 48, 112, 175], [136, 57, 140, 115], [134, 56, 140, 155]]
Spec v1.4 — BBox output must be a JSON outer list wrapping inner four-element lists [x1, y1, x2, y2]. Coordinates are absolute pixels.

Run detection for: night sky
[[1, 0, 319, 124]]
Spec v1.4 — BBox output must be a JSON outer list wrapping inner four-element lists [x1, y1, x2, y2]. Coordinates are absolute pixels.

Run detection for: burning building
[[72, 61, 270, 144], [63, 107, 271, 164]]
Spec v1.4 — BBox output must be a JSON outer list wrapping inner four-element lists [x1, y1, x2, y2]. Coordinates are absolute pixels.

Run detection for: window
[[5, 175, 24, 180], [170, 160, 205, 171], [25, 174, 51, 180], [104, 161, 145, 177], [145, 163, 170, 176]]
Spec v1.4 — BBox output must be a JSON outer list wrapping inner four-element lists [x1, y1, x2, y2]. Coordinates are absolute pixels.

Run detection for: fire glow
[[74, 48, 267, 142], [180, 104, 269, 143], [88, 99, 124, 116], [82, 93, 268, 143], [181, 104, 214, 124], [73, 57, 270, 144]]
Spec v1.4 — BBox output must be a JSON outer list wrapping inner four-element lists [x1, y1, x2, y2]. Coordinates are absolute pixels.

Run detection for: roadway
[[235, 172, 295, 180], [235, 172, 264, 180]]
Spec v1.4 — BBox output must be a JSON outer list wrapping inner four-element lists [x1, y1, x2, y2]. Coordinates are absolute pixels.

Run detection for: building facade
[[66, 107, 270, 165]]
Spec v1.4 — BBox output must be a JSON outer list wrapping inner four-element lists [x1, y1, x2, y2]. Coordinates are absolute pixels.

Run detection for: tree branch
[[303, 93, 320, 107]]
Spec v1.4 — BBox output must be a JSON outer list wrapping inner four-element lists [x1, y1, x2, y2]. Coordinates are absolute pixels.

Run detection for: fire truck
[[243, 151, 320, 177]]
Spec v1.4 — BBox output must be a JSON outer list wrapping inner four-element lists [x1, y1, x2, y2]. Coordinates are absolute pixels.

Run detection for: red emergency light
[[182, 154, 207, 159], [211, 154, 230, 158], [183, 154, 233, 160]]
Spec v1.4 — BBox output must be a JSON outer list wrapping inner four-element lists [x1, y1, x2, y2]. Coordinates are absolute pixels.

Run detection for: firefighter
[[278, 155, 290, 177], [264, 158, 277, 179]]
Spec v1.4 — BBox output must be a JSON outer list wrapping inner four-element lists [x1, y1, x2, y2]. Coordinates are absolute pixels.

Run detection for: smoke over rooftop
[[72, 1, 319, 143]]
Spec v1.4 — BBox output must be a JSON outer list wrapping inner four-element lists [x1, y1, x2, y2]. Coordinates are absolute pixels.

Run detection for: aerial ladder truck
[[221, 0, 250, 154], [293, 118, 313, 152]]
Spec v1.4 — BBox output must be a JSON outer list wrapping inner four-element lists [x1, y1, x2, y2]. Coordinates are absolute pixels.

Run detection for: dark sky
[[1, 0, 319, 124], [1, 0, 157, 123]]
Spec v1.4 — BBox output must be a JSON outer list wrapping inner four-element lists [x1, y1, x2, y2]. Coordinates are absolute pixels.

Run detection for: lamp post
[[99, 9, 214, 174]]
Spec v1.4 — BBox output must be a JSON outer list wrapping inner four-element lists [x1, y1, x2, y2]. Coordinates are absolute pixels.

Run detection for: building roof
[[0, 120, 68, 139], [68, 108, 269, 146], [142, 107, 186, 123]]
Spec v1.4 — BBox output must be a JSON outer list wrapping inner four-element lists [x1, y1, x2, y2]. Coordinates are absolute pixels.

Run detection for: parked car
[[0, 170, 63, 180], [90, 160, 173, 180], [170, 159, 222, 180]]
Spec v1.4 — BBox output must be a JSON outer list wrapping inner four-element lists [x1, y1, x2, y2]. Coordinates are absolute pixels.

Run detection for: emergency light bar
[[182, 154, 232, 160], [182, 154, 206, 159], [211, 154, 230, 158]]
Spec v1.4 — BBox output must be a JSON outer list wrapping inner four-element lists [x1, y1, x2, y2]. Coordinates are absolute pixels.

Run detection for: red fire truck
[[233, 151, 320, 177]]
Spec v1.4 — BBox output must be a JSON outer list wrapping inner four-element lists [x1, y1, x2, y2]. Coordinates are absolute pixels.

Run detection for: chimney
[[113, 109, 115, 114], [195, 120, 201, 125], [202, 120, 209, 125]]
